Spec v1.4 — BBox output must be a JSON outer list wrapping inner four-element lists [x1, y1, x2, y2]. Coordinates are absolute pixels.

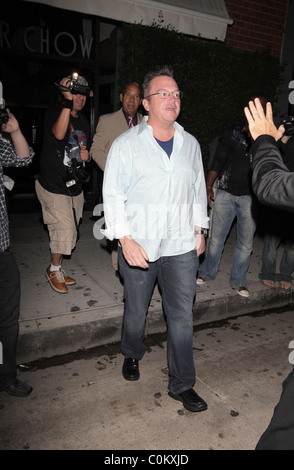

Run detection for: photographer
[[245, 100, 293, 211], [0, 108, 34, 396], [36, 74, 91, 294], [244, 98, 294, 449], [258, 119, 294, 290]]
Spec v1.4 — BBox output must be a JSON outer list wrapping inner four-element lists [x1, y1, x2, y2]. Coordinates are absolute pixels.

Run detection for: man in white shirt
[[102, 66, 209, 412]]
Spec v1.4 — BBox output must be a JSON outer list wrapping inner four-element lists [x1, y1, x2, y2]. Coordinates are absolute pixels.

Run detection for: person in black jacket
[[245, 98, 294, 450], [258, 132, 294, 291], [245, 99, 289, 209]]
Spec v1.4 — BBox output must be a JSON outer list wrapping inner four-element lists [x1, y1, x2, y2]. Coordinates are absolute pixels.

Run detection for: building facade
[[0, 0, 291, 206]]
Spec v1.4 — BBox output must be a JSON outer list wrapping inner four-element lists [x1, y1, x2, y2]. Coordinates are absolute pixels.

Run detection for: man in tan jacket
[[90, 82, 143, 171], [90, 82, 143, 272]]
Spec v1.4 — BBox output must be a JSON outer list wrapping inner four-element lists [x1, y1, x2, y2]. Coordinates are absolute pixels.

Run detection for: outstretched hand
[[244, 98, 285, 141]]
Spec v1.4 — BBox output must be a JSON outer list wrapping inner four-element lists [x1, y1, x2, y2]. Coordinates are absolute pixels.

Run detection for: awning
[[23, 0, 233, 41]]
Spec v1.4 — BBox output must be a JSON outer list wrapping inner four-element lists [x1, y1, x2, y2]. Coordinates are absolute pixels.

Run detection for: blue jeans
[[259, 234, 294, 283], [118, 246, 198, 395], [199, 190, 257, 287]]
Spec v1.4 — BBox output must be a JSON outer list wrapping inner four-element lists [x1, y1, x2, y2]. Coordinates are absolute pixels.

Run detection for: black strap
[[72, 199, 80, 242]]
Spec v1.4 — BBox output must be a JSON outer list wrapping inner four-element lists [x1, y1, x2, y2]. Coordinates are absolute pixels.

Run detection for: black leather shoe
[[4, 379, 33, 397], [122, 358, 140, 381], [168, 388, 207, 412]]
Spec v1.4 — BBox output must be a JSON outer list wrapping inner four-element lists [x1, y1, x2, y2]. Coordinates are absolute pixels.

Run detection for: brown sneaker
[[60, 269, 76, 286], [45, 266, 68, 293]]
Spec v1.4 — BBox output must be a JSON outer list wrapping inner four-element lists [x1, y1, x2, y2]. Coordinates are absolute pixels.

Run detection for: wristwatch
[[195, 229, 208, 236]]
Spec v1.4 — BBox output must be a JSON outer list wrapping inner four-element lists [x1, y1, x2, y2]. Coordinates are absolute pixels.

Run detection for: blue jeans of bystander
[[198, 189, 257, 287], [259, 233, 294, 283]]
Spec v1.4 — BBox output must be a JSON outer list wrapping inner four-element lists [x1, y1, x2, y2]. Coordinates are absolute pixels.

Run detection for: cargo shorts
[[35, 180, 84, 255]]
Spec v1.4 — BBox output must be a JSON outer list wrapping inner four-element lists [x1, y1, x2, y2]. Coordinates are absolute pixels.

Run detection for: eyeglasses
[[144, 90, 183, 100]]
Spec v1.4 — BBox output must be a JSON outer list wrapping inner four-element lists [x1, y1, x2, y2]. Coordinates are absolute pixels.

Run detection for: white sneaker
[[196, 276, 206, 285], [237, 286, 249, 297]]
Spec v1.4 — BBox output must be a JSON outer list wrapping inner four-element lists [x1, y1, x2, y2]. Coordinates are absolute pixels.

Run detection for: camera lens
[[0, 108, 9, 125]]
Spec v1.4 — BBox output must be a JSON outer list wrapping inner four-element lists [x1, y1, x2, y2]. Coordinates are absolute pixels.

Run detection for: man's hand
[[59, 76, 73, 101], [205, 171, 217, 209], [79, 146, 89, 161], [195, 234, 205, 257], [120, 236, 149, 268], [1, 109, 30, 158], [244, 98, 284, 141], [207, 187, 214, 209]]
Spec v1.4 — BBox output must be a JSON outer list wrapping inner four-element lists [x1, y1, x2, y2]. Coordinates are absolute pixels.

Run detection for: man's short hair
[[121, 82, 142, 97], [143, 65, 174, 98]]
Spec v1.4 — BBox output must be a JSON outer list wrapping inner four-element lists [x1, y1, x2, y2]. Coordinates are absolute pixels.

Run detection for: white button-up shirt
[[101, 116, 209, 262]]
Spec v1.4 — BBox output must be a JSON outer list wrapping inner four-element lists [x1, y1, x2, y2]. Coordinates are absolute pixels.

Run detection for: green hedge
[[118, 22, 281, 169]]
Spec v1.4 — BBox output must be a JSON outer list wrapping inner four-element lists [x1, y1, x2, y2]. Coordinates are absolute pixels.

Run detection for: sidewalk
[[9, 210, 294, 364]]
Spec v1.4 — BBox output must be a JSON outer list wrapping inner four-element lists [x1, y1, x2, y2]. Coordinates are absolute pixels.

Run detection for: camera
[[0, 108, 9, 125], [0, 81, 9, 125], [282, 116, 294, 136], [66, 157, 90, 189], [55, 73, 93, 97], [68, 73, 91, 95]]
